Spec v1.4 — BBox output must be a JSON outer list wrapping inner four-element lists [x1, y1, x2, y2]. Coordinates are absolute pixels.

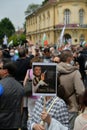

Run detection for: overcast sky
[[0, 0, 43, 29]]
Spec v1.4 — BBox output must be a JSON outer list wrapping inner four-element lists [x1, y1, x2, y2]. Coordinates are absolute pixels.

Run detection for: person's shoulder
[[74, 113, 82, 123], [55, 96, 67, 106], [35, 96, 43, 104], [74, 69, 82, 76]]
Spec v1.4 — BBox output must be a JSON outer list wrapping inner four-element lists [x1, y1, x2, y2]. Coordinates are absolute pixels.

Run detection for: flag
[[81, 40, 87, 47], [3, 35, 8, 45], [42, 33, 48, 47], [59, 25, 66, 47], [8, 40, 13, 46]]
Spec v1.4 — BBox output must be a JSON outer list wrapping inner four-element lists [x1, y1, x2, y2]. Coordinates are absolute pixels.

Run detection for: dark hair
[[80, 89, 87, 112], [57, 84, 71, 105], [60, 50, 73, 62], [30, 56, 43, 67], [2, 58, 17, 77], [18, 47, 26, 58], [3, 49, 10, 58], [44, 48, 50, 53], [57, 74, 71, 105], [33, 65, 41, 71]]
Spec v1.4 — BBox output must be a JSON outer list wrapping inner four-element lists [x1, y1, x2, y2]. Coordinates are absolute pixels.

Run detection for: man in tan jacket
[[57, 49, 85, 130]]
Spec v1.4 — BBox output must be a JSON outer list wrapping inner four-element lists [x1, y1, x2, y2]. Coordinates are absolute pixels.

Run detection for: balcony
[[55, 24, 87, 29], [79, 24, 87, 28]]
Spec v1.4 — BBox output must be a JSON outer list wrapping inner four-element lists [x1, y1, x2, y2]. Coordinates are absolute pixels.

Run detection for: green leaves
[[0, 17, 15, 44], [25, 3, 40, 15]]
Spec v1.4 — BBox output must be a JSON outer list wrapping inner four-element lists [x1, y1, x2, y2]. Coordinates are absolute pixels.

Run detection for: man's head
[[60, 50, 73, 63], [10, 49, 15, 56], [43, 47, 50, 57], [33, 66, 42, 77], [18, 47, 26, 58], [0, 58, 17, 78]]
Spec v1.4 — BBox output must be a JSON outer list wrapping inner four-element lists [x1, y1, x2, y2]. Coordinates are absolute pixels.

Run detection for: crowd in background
[[0, 41, 87, 130]]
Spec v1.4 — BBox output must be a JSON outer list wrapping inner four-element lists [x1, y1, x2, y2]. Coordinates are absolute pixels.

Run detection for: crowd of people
[[0, 41, 87, 130]]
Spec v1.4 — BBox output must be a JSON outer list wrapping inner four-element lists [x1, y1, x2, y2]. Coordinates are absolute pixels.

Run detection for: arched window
[[79, 9, 84, 25], [64, 9, 70, 24], [80, 34, 85, 43]]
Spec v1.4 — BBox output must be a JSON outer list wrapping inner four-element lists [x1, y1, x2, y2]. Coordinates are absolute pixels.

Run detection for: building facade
[[26, 0, 87, 45]]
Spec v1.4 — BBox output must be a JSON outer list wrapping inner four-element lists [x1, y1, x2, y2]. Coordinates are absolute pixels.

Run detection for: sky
[[0, 0, 44, 30]]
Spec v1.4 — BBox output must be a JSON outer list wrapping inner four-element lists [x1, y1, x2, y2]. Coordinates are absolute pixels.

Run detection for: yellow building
[[26, 0, 87, 46]]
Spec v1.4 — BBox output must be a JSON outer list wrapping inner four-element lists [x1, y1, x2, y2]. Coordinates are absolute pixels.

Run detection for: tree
[[42, 0, 49, 5], [25, 3, 40, 15], [0, 17, 15, 44], [9, 33, 26, 47]]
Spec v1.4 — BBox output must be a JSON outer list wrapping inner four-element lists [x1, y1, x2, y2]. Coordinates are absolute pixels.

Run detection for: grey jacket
[[0, 76, 24, 129]]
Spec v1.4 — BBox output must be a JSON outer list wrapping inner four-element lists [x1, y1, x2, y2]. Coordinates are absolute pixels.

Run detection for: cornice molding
[[59, 0, 87, 3]]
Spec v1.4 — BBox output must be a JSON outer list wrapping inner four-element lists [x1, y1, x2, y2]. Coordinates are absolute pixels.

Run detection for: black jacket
[[14, 57, 31, 82], [77, 49, 87, 80]]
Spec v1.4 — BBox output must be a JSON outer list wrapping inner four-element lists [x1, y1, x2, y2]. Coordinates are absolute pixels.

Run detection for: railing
[[55, 24, 87, 28], [79, 24, 87, 28]]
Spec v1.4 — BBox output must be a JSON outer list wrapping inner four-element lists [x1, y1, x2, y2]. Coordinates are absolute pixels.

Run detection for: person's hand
[[41, 73, 45, 81], [33, 123, 45, 130], [39, 80, 48, 86], [41, 110, 51, 125]]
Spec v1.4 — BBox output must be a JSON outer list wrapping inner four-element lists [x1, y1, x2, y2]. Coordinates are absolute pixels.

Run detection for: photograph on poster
[[32, 62, 57, 96]]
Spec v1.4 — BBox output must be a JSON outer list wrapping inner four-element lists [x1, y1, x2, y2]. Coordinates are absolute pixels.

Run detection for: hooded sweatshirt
[[57, 62, 85, 112]]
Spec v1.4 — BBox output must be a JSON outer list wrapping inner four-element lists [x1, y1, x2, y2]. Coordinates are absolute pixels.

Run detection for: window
[[79, 9, 84, 25], [64, 9, 70, 24], [43, 13, 45, 27], [39, 15, 41, 29], [80, 34, 85, 43]]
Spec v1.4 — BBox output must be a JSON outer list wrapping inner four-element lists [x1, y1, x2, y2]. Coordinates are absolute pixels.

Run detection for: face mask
[[70, 60, 74, 65], [10, 52, 14, 56]]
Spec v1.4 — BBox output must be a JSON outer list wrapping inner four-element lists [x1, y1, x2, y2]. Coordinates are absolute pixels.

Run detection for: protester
[[22, 56, 42, 130], [27, 96, 69, 130], [57, 49, 85, 130], [42, 47, 51, 63], [76, 44, 87, 86], [0, 58, 24, 130], [14, 47, 31, 84], [9, 48, 19, 61]]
